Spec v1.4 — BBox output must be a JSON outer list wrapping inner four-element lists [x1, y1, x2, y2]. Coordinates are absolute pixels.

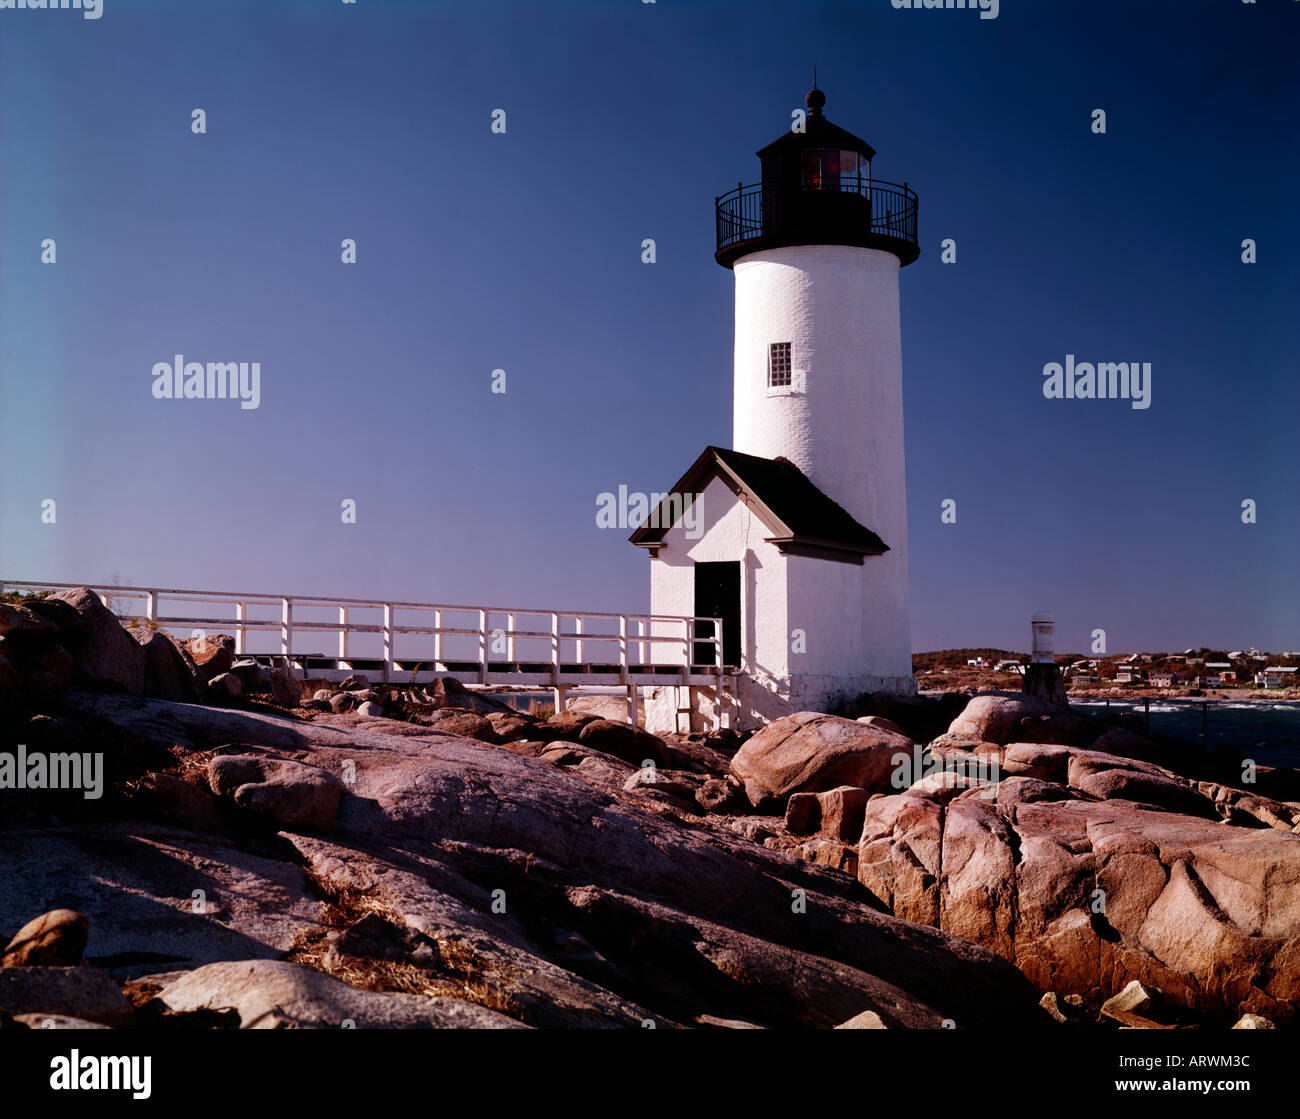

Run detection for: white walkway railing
[[0, 580, 734, 725]]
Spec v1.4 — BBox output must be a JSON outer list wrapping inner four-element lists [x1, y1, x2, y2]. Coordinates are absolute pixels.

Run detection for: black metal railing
[[715, 178, 919, 259]]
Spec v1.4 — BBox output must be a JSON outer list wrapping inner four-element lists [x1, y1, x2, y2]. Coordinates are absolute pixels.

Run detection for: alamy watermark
[[596, 486, 702, 539], [0, 744, 104, 800], [1042, 355, 1151, 410], [50, 1052, 150, 1099], [152, 355, 261, 410], [0, 0, 102, 19], [890, 0, 998, 21]]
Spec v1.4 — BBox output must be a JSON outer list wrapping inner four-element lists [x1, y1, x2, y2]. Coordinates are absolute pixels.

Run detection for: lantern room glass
[[802, 149, 870, 193]]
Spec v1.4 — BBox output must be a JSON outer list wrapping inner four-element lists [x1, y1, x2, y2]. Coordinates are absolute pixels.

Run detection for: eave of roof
[[628, 446, 887, 565]]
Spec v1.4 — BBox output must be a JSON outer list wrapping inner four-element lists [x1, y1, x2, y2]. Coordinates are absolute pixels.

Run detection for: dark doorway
[[693, 561, 741, 667]]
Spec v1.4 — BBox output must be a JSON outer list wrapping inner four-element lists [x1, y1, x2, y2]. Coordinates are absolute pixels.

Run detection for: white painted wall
[[731, 243, 912, 684], [647, 474, 787, 674]]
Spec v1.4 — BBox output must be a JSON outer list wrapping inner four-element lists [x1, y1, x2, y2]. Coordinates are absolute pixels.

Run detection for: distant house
[[1205, 662, 1232, 671], [993, 659, 1021, 672], [1123, 653, 1143, 664], [1150, 673, 1180, 688], [1070, 675, 1099, 686], [1186, 657, 1205, 667], [1115, 666, 1147, 684], [1263, 667, 1299, 689]]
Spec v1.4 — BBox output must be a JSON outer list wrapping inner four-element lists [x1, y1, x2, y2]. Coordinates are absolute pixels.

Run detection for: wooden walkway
[[1, 579, 737, 727]]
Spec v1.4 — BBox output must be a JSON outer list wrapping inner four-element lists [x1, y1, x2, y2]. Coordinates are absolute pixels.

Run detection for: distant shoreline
[[918, 683, 1300, 705], [1064, 688, 1300, 704]]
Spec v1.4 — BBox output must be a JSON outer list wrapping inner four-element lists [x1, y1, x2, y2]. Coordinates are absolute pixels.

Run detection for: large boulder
[[730, 713, 914, 807], [566, 695, 635, 723], [577, 719, 669, 767], [183, 633, 235, 681], [0, 602, 58, 637], [946, 692, 1097, 748], [130, 627, 200, 703], [420, 708, 498, 742], [208, 755, 342, 830], [485, 711, 537, 742], [48, 586, 145, 695], [543, 710, 600, 741], [1, 909, 89, 967], [785, 785, 870, 842]]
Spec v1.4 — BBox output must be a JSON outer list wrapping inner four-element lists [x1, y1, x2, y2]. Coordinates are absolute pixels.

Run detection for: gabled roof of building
[[628, 445, 888, 565]]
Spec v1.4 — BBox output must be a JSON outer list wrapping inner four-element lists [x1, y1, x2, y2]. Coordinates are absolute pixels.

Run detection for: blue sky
[[2, 0, 1297, 656]]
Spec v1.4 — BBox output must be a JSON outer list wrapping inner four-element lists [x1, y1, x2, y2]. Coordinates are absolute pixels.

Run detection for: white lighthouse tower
[[632, 86, 919, 730]]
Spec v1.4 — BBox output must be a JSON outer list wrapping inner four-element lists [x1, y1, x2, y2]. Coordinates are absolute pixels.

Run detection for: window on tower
[[768, 342, 792, 388]]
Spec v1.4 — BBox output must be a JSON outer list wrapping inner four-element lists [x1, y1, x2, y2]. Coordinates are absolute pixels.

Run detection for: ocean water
[[1071, 699, 1300, 769]]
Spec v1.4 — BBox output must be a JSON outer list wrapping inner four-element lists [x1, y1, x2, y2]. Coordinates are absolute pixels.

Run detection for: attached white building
[[630, 87, 919, 731]]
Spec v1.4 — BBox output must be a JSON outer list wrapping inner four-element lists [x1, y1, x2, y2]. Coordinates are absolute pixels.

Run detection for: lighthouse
[[631, 87, 919, 731]]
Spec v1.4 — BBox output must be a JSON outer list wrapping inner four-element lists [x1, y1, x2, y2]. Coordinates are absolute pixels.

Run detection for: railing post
[[507, 612, 516, 664], [434, 609, 443, 667], [337, 606, 348, 662], [575, 615, 584, 665], [145, 590, 157, 625], [382, 603, 394, 682], [550, 612, 560, 685], [235, 601, 246, 656], [618, 615, 628, 682], [479, 609, 488, 684], [715, 616, 724, 674], [281, 597, 293, 659]]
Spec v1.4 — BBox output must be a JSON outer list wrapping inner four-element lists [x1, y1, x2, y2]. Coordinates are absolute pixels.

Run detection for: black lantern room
[[715, 87, 919, 268]]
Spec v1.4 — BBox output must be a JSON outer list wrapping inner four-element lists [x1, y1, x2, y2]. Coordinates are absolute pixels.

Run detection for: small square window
[[768, 342, 792, 388]]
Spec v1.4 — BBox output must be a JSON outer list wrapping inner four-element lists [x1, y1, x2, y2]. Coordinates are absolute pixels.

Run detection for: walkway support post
[[280, 598, 293, 660], [382, 603, 394, 683]]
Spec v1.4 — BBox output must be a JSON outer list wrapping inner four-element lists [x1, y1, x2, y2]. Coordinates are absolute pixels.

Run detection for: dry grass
[[285, 881, 522, 1019]]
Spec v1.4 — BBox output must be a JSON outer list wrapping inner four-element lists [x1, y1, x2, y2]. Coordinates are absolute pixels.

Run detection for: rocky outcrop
[[154, 960, 525, 1029], [10, 690, 1043, 1029], [856, 746, 1300, 1024]]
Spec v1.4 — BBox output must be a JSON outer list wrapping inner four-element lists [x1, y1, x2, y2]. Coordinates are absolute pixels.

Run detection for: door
[[693, 561, 741, 668]]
